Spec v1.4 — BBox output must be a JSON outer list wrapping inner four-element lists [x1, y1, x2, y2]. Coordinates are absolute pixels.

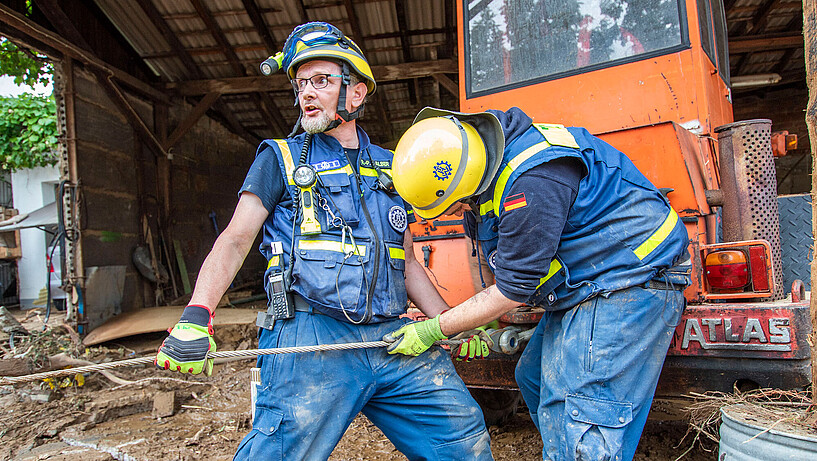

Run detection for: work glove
[[452, 327, 494, 362], [155, 305, 217, 375], [383, 316, 447, 356]]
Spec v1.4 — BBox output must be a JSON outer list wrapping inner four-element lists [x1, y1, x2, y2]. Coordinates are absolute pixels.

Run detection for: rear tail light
[[701, 240, 774, 300], [705, 250, 748, 289]]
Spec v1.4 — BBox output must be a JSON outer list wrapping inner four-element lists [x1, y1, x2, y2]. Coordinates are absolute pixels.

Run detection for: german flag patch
[[504, 193, 527, 212]]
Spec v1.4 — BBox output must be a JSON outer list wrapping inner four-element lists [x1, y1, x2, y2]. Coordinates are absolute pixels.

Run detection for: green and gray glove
[[383, 316, 447, 356], [155, 305, 217, 375]]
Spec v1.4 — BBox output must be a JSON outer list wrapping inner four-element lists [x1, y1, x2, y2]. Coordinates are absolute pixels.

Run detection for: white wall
[[10, 165, 60, 309]]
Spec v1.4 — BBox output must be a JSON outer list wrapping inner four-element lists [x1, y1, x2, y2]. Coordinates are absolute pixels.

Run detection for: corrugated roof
[[87, 0, 803, 144]]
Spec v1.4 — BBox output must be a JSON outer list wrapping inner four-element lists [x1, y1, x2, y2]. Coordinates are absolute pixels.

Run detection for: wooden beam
[[294, 0, 310, 24], [444, 0, 455, 59], [431, 73, 458, 97], [773, 48, 797, 75], [168, 60, 458, 95], [192, 0, 286, 138], [729, 33, 803, 53], [241, 0, 278, 54], [161, 6, 281, 21], [735, 53, 753, 76], [137, 0, 204, 80], [23, 0, 170, 159], [0, 3, 168, 104], [164, 92, 221, 150], [32, 0, 93, 51], [395, 0, 418, 105], [191, 0, 245, 75], [93, 70, 169, 159], [746, 0, 781, 35]]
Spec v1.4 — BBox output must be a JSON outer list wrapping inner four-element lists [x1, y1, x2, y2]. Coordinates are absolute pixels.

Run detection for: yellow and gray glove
[[452, 327, 494, 361], [155, 305, 217, 375], [383, 316, 447, 356]]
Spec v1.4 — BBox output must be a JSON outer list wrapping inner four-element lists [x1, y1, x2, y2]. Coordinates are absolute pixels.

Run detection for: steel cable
[[0, 339, 463, 385]]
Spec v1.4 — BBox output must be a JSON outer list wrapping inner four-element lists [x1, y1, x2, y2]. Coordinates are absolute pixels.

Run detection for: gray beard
[[301, 111, 334, 134]]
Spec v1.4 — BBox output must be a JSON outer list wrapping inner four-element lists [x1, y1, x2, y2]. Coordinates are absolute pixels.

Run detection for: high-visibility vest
[[258, 128, 408, 323], [475, 123, 689, 310]]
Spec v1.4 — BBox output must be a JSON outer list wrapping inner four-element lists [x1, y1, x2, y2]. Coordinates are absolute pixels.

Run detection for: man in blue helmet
[[154, 23, 492, 460], [385, 107, 690, 461]]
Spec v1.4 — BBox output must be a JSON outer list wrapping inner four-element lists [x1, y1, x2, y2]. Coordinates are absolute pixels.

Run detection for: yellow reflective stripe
[[479, 200, 494, 216], [295, 49, 373, 79], [634, 209, 679, 260], [388, 247, 405, 260], [360, 167, 378, 177], [492, 141, 551, 215], [298, 239, 366, 256], [266, 255, 280, 269], [318, 165, 354, 176], [537, 259, 563, 287], [275, 140, 296, 185]]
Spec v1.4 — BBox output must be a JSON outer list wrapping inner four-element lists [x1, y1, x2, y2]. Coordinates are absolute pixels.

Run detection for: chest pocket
[[318, 173, 359, 228]]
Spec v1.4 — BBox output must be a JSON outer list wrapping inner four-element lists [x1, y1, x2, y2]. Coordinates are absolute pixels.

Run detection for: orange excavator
[[407, 0, 809, 421]]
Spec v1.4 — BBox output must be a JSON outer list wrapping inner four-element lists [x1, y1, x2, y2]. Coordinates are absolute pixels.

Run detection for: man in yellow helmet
[[155, 24, 492, 460], [385, 107, 690, 460]]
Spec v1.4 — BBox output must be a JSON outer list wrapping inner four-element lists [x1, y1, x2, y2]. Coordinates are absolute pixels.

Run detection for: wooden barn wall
[[72, 67, 258, 331], [165, 100, 262, 293], [732, 86, 810, 195]]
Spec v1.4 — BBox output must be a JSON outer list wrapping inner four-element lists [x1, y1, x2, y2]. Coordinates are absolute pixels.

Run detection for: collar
[[307, 125, 371, 154]]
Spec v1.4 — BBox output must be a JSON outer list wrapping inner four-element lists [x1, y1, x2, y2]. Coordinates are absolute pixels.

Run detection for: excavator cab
[[409, 1, 811, 403]]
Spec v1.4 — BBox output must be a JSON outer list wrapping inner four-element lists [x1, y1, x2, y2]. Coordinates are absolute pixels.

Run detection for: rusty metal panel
[[453, 353, 522, 390], [668, 302, 811, 360], [715, 119, 784, 300]]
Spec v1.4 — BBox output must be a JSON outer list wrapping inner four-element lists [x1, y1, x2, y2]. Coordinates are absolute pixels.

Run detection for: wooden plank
[[0, 3, 168, 103], [81, 306, 259, 345], [241, 0, 278, 53], [432, 73, 458, 97], [167, 60, 458, 96], [163, 91, 221, 150], [93, 70, 169, 159], [729, 33, 804, 53], [174, 239, 192, 294]]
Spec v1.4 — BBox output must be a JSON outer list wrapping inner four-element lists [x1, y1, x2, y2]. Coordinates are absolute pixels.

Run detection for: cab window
[[465, 0, 689, 96]]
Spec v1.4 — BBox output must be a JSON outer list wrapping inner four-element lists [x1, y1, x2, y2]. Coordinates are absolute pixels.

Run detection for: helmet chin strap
[[325, 62, 364, 132], [289, 62, 366, 136]]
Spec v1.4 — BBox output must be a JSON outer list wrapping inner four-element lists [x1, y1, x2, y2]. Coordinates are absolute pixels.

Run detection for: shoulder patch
[[533, 123, 580, 149], [503, 192, 527, 212]]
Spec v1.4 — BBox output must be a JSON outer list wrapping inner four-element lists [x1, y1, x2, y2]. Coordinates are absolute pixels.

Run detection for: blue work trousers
[[234, 312, 492, 461], [515, 284, 685, 461]]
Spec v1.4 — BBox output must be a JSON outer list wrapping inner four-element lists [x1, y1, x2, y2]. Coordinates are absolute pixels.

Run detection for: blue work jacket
[[475, 123, 689, 310], [259, 128, 408, 323]]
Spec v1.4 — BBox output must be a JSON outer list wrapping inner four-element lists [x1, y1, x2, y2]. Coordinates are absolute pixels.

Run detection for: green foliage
[[0, 39, 51, 88], [0, 94, 58, 171]]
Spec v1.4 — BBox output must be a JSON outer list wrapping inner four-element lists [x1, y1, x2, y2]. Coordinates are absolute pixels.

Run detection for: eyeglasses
[[290, 74, 342, 92]]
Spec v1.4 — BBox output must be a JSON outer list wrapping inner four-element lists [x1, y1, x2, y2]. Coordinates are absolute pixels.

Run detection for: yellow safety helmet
[[393, 108, 504, 220], [283, 22, 376, 95]]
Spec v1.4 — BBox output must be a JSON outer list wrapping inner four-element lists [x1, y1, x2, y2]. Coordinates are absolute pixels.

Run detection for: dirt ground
[[0, 310, 718, 461]]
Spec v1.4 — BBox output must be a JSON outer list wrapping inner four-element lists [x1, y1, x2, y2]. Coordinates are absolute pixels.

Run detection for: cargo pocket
[[234, 406, 284, 461], [384, 243, 408, 316], [565, 394, 632, 461], [292, 238, 368, 315]]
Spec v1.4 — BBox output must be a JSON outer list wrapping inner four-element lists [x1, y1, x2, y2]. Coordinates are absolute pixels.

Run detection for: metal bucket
[[719, 404, 817, 460]]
